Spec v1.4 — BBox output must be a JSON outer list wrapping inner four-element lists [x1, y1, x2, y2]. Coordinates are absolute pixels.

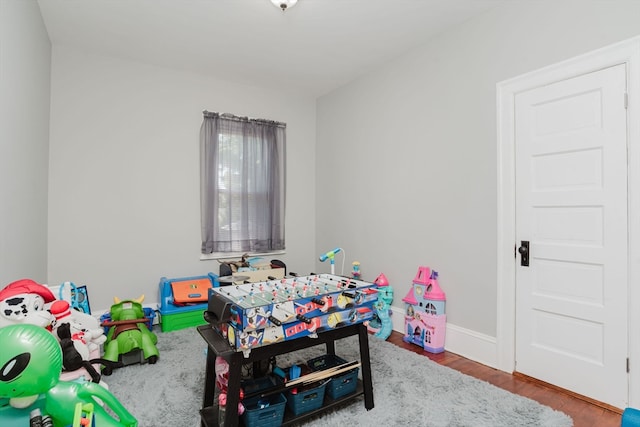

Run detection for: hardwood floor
[[385, 331, 622, 427]]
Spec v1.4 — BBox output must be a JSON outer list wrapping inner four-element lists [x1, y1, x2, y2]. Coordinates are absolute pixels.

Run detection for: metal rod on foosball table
[[213, 284, 287, 326], [310, 276, 357, 292], [311, 276, 373, 302], [228, 282, 313, 325], [217, 281, 286, 307], [283, 275, 350, 298], [262, 278, 328, 306], [290, 277, 340, 298], [327, 275, 366, 287]]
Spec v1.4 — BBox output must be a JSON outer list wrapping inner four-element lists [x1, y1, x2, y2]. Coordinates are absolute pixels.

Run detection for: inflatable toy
[[0, 279, 55, 328], [0, 324, 137, 426]]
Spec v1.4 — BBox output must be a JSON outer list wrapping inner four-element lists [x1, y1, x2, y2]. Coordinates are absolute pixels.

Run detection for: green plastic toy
[[0, 324, 137, 427], [100, 296, 159, 375]]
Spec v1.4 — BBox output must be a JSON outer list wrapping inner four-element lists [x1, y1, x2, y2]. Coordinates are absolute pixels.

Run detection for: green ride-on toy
[[100, 296, 159, 375]]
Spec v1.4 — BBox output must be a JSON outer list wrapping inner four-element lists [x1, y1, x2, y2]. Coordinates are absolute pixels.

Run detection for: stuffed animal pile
[[0, 279, 115, 383]]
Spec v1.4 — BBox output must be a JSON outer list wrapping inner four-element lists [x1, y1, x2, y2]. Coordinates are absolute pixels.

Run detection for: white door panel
[[515, 63, 628, 408]]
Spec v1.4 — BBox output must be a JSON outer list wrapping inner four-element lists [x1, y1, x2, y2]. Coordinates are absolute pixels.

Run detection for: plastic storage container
[[307, 354, 359, 399], [286, 380, 328, 416], [241, 393, 287, 427], [234, 376, 286, 427]]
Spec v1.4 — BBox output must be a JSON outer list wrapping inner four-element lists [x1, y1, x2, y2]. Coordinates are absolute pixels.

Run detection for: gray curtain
[[200, 111, 286, 254]]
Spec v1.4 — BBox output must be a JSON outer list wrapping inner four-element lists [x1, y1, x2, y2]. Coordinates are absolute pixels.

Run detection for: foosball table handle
[[296, 314, 312, 324], [203, 310, 221, 324], [268, 316, 282, 326]]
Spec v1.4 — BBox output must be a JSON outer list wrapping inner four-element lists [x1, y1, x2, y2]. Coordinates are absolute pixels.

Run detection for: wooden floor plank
[[385, 331, 622, 427]]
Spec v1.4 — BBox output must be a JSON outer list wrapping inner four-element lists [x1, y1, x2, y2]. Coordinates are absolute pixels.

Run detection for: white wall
[[316, 0, 640, 354], [47, 46, 317, 311], [0, 0, 51, 285]]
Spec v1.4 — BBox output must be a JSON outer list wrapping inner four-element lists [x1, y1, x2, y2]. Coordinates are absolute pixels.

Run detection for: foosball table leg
[[221, 353, 244, 427], [325, 339, 336, 356], [358, 323, 375, 410], [202, 347, 216, 411]]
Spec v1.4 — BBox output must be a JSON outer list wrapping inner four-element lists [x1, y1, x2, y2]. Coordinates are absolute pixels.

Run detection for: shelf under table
[[197, 323, 374, 427]]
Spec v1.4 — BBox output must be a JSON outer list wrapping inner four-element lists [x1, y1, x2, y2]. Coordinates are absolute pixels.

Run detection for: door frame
[[496, 36, 640, 407]]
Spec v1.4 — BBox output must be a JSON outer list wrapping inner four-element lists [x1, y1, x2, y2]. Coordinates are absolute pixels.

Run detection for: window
[[200, 111, 286, 255]]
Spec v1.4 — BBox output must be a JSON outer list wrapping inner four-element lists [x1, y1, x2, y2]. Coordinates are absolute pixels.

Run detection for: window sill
[[199, 250, 286, 261]]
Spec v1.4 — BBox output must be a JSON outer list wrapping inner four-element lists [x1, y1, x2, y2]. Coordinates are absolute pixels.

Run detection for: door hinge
[[627, 357, 630, 373], [625, 92, 629, 109]]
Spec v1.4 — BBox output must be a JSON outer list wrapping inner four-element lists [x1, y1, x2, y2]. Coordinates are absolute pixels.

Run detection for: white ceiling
[[37, 0, 509, 98]]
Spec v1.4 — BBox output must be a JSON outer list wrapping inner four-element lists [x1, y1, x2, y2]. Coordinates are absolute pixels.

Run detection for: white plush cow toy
[[0, 279, 56, 329], [50, 299, 106, 354]]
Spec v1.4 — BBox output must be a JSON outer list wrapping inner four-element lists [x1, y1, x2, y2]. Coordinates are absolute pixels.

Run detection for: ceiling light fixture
[[271, 0, 298, 11]]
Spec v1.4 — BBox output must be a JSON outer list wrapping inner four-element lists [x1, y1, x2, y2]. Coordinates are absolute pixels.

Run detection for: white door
[[514, 64, 628, 408]]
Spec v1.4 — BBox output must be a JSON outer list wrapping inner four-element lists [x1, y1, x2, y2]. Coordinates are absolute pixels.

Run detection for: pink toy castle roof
[[423, 283, 445, 301], [402, 288, 418, 305], [374, 273, 389, 287], [413, 266, 431, 285], [414, 267, 446, 301]]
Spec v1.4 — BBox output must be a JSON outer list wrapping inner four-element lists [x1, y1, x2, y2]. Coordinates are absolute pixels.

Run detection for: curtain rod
[[202, 110, 286, 128]]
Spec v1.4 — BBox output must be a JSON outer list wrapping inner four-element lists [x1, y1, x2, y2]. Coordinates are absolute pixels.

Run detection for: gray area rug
[[105, 326, 573, 426]]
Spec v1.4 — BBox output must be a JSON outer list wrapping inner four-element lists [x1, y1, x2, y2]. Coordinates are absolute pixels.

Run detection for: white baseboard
[[443, 323, 498, 369], [390, 306, 500, 370], [391, 305, 405, 334]]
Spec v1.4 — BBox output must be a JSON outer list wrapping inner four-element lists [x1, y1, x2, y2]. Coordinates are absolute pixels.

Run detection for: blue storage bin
[[307, 354, 359, 399], [286, 379, 328, 416], [241, 393, 287, 427]]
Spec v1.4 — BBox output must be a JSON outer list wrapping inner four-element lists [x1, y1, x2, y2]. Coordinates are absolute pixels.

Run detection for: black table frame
[[197, 323, 374, 427]]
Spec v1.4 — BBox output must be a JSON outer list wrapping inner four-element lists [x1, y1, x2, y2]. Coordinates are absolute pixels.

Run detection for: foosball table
[[199, 273, 377, 426], [205, 274, 379, 353]]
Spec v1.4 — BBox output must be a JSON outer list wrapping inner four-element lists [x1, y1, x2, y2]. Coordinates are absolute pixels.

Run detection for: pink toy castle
[[402, 266, 446, 353]]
